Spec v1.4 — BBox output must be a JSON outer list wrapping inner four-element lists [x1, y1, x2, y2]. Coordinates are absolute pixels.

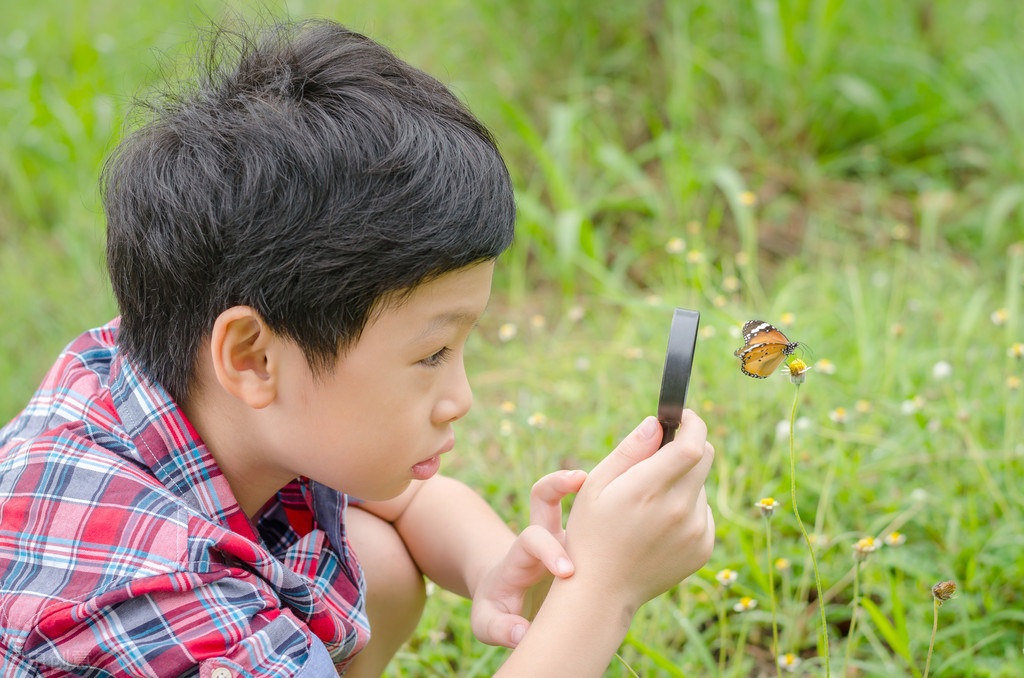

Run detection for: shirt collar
[[109, 351, 257, 540]]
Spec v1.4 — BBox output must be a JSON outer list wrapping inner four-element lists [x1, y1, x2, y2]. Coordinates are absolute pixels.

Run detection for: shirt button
[[211, 669, 233, 678]]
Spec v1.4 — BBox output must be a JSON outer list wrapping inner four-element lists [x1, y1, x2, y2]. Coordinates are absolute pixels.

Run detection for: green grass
[[3, 0, 1024, 675]]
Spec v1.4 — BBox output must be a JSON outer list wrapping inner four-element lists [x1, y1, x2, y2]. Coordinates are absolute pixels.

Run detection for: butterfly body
[[734, 320, 799, 378]]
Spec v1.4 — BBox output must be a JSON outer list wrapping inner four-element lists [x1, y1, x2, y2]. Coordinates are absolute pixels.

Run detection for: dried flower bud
[[932, 580, 957, 602]]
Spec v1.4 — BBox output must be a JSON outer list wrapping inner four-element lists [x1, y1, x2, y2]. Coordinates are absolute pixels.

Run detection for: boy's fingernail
[[511, 624, 526, 644], [639, 416, 658, 439], [555, 557, 573, 576]]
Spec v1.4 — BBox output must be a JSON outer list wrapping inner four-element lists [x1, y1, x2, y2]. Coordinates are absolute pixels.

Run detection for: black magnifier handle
[[657, 308, 700, 448]]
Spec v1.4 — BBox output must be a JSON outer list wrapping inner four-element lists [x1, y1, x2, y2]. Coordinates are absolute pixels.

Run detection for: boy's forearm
[[387, 474, 515, 598], [495, 574, 635, 677]]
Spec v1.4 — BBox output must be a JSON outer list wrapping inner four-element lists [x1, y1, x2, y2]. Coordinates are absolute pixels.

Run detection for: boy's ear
[[209, 306, 279, 409]]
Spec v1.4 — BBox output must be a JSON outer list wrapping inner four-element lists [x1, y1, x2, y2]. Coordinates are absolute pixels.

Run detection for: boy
[[0, 19, 715, 677]]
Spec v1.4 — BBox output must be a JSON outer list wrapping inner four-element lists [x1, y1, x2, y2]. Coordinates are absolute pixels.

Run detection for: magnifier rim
[[657, 308, 699, 429]]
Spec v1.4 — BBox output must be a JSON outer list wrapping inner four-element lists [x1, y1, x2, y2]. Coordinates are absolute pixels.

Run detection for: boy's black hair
[[102, 19, 515, 403]]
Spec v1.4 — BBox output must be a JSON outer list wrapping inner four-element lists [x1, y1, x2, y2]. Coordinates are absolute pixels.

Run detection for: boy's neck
[[180, 358, 294, 518]]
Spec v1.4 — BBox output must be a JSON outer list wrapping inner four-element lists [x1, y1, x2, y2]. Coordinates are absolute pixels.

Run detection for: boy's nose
[[434, 360, 473, 424]]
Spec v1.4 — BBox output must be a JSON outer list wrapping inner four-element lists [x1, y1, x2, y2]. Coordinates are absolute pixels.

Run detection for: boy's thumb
[[588, 416, 662, 483]]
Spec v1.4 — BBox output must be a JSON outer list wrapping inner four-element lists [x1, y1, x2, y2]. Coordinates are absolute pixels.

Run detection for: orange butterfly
[[734, 320, 800, 378]]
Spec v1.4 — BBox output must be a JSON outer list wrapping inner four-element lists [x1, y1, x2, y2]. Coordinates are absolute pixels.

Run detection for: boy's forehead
[[374, 263, 494, 330]]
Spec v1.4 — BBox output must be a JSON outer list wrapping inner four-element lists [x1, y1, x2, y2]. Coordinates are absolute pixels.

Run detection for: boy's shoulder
[[0, 320, 122, 447], [0, 324, 276, 668], [0, 321, 212, 621]]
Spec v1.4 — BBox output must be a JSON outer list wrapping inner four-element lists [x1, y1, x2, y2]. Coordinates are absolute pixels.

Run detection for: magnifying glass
[[657, 308, 700, 447]]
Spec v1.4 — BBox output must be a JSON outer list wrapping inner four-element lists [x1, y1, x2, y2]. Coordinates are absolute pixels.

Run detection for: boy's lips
[[411, 436, 454, 481]]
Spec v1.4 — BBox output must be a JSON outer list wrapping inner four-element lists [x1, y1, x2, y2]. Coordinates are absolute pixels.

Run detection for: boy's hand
[[469, 469, 587, 648], [561, 411, 715, 613]]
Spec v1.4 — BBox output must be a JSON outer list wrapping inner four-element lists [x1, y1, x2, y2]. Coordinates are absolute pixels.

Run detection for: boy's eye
[[420, 346, 452, 367]]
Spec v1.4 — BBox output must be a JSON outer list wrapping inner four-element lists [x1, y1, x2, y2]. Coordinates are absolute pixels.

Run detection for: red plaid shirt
[[0, 320, 370, 676]]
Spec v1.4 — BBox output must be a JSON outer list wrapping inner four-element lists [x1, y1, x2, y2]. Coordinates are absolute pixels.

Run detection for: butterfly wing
[[735, 320, 799, 378], [740, 320, 793, 348], [737, 342, 790, 378]]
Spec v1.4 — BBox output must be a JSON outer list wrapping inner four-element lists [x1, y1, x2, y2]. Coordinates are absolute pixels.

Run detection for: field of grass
[[2, 1, 1023, 675]]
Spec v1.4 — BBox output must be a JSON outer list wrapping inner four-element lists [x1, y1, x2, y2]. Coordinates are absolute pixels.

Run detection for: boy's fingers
[[677, 442, 714, 498], [509, 525, 575, 579], [631, 436, 713, 496], [478, 612, 530, 649], [628, 411, 711, 490], [530, 470, 586, 535], [586, 416, 663, 487]]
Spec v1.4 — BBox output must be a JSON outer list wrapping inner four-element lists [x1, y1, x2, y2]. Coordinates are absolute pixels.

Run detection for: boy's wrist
[[547, 572, 638, 631], [496, 574, 637, 677]]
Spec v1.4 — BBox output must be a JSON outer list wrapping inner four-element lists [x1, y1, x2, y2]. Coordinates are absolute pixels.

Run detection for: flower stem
[[789, 383, 830, 676], [766, 518, 782, 678], [923, 598, 940, 678], [718, 593, 728, 677], [843, 560, 862, 676]]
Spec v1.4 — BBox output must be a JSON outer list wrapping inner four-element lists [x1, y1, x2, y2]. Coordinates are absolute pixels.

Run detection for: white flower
[[884, 532, 907, 547], [715, 569, 738, 588], [498, 323, 517, 342], [814, 358, 836, 374], [755, 497, 779, 517], [853, 536, 878, 561], [776, 417, 812, 439], [901, 396, 925, 414], [733, 596, 758, 612], [932, 361, 953, 380], [828, 407, 848, 424], [527, 412, 547, 428], [778, 653, 802, 672]]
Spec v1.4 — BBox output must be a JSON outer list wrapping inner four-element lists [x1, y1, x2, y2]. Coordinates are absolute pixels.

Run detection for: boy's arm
[[358, 473, 519, 599], [496, 411, 715, 675], [359, 411, 715, 676], [360, 471, 577, 647]]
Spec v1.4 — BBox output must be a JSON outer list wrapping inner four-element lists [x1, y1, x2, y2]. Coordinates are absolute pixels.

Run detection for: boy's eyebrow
[[414, 311, 482, 341]]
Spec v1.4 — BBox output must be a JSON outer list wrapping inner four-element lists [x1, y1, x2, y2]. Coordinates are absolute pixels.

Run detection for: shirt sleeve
[[18, 574, 349, 677]]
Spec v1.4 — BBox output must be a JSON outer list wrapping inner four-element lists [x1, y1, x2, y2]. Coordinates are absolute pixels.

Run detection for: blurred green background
[[3, 1, 1023, 675]]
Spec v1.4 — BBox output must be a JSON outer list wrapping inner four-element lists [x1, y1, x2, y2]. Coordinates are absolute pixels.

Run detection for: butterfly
[[734, 320, 800, 378]]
